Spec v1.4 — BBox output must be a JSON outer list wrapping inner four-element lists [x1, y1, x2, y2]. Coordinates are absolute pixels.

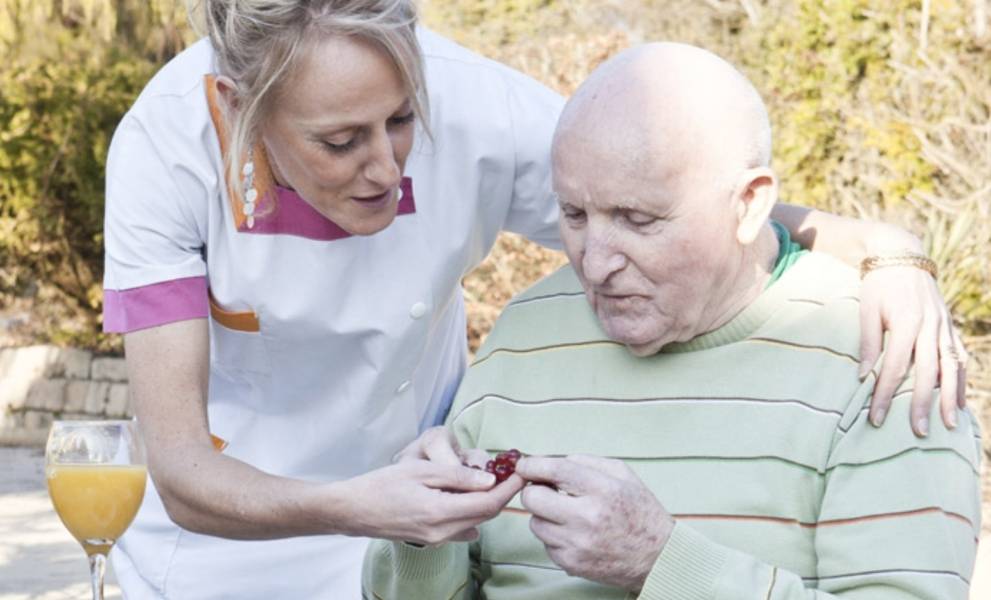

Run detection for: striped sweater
[[364, 252, 982, 599]]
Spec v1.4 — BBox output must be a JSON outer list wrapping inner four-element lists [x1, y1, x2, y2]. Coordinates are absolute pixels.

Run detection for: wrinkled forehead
[[552, 120, 694, 210]]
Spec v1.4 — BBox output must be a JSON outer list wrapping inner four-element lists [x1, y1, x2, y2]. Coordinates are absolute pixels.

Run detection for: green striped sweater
[[364, 252, 981, 599]]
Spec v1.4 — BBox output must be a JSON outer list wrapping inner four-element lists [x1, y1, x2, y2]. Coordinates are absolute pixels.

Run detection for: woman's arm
[[124, 319, 506, 543], [772, 204, 966, 435]]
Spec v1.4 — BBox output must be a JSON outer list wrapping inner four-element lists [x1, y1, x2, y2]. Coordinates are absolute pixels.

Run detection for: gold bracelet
[[860, 253, 938, 280]]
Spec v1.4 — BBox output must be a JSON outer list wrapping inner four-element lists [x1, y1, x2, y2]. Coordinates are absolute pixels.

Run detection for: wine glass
[[45, 420, 147, 600]]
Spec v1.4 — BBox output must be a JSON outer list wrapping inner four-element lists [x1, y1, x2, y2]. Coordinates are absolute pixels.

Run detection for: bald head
[[552, 43, 782, 356], [553, 42, 771, 187]]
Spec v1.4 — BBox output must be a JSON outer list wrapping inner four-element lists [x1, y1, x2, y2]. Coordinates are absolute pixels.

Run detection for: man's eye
[[562, 207, 586, 221], [625, 212, 658, 227]]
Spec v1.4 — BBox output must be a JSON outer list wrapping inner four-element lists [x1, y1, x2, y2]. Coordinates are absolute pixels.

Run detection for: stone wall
[[0, 346, 130, 446]]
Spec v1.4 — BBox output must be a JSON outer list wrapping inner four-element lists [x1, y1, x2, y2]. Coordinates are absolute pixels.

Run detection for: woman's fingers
[[393, 427, 463, 465], [909, 318, 939, 436], [870, 316, 917, 427], [417, 461, 495, 492], [937, 317, 961, 429], [953, 328, 969, 410], [460, 448, 492, 469], [858, 294, 884, 380], [420, 427, 463, 466]]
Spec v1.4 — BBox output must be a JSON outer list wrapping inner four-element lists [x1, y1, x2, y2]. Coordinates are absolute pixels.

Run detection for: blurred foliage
[[0, 0, 192, 352], [423, 0, 991, 345], [0, 0, 988, 355]]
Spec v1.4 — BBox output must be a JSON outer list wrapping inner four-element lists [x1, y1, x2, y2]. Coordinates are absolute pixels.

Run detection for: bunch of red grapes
[[477, 449, 522, 483]]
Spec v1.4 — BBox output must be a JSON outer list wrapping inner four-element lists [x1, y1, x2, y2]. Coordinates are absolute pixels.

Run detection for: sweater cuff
[[390, 541, 460, 581], [638, 522, 728, 599]]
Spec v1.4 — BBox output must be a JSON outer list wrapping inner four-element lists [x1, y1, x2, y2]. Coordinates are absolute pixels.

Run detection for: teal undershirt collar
[[767, 220, 808, 289]]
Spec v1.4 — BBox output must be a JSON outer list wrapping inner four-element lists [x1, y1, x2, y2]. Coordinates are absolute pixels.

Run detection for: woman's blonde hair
[[186, 0, 428, 201]]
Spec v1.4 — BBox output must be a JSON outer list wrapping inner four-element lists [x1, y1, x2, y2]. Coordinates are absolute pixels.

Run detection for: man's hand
[[515, 455, 674, 592], [859, 266, 968, 436]]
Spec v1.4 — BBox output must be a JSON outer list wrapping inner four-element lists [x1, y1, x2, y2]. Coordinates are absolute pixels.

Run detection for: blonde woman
[[103, 1, 966, 597]]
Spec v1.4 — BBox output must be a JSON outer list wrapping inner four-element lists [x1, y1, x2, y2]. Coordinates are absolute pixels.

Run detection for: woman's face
[[261, 34, 416, 236]]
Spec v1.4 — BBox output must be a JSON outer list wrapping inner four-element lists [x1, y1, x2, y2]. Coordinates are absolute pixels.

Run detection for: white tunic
[[102, 29, 563, 599]]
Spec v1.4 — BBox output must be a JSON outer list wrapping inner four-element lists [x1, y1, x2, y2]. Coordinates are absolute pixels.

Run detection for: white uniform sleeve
[[499, 70, 565, 250], [102, 114, 211, 333]]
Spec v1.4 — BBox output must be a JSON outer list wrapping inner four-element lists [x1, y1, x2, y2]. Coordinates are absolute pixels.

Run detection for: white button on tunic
[[409, 302, 428, 319], [101, 28, 563, 600]]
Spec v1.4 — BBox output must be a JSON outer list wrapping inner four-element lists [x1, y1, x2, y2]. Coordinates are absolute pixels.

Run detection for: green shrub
[[0, 39, 154, 350]]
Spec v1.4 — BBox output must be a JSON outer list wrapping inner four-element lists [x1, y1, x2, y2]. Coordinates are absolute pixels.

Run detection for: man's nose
[[363, 127, 402, 188], [582, 231, 626, 285]]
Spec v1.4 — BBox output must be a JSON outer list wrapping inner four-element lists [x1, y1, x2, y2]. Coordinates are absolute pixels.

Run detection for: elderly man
[[363, 43, 981, 599]]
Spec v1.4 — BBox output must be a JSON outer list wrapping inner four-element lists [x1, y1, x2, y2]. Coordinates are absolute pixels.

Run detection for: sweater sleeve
[[362, 391, 488, 599], [639, 387, 981, 600], [362, 541, 475, 600]]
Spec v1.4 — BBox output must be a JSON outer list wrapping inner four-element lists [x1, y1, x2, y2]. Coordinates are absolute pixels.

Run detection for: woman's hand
[[860, 266, 968, 436], [334, 427, 524, 545], [772, 204, 966, 436]]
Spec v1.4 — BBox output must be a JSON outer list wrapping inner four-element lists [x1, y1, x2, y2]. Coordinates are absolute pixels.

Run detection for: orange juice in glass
[[46, 420, 146, 600]]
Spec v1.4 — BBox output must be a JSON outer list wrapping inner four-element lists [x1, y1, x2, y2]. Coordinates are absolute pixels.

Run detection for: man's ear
[[215, 75, 240, 113], [732, 167, 778, 245]]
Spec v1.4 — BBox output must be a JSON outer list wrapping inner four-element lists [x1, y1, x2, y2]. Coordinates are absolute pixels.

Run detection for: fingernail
[[477, 472, 496, 486], [947, 410, 958, 429], [858, 367, 869, 380], [916, 416, 929, 437], [871, 408, 886, 427]]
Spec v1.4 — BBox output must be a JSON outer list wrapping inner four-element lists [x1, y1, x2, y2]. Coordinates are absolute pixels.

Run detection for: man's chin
[[600, 323, 666, 357], [623, 340, 665, 357]]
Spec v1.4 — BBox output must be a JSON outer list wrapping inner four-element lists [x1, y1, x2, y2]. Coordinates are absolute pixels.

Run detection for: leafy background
[[0, 0, 988, 527]]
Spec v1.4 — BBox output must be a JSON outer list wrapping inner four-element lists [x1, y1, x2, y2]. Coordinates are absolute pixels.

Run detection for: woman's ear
[[215, 75, 240, 112], [733, 167, 779, 245]]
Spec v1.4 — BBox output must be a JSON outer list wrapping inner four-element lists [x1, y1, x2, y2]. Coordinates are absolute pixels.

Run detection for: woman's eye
[[388, 112, 416, 127], [322, 138, 356, 154]]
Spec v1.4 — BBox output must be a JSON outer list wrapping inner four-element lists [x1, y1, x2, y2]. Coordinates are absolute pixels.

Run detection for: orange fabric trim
[[204, 75, 276, 230], [208, 292, 260, 333]]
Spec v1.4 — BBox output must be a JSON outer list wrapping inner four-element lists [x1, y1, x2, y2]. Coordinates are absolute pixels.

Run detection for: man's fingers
[[520, 481, 571, 525], [858, 298, 883, 379], [515, 456, 605, 496], [566, 454, 632, 480], [529, 515, 565, 549]]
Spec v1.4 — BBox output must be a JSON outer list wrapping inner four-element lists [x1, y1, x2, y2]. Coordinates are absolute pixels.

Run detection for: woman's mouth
[[351, 188, 395, 209]]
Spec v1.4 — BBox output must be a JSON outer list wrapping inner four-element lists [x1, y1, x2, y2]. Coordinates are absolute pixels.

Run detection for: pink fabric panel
[[103, 276, 209, 333], [242, 177, 416, 240]]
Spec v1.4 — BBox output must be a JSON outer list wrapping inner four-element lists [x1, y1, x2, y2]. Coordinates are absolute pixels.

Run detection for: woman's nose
[[363, 128, 402, 188]]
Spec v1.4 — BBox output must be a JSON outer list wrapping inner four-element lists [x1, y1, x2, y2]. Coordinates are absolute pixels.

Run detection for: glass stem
[[88, 552, 107, 600]]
